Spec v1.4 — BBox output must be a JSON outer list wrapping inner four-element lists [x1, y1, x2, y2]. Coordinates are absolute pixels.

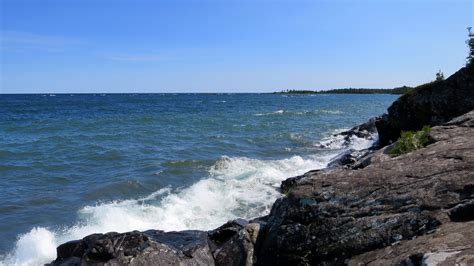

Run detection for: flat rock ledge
[[51, 111, 474, 266]]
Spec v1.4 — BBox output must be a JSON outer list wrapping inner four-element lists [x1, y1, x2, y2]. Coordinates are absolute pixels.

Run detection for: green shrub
[[390, 126, 432, 156]]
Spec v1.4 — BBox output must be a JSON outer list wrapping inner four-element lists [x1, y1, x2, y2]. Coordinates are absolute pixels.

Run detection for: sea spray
[[1, 153, 337, 266]]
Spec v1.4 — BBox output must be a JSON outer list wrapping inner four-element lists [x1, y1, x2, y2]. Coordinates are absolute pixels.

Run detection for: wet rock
[[212, 223, 261, 266], [327, 149, 373, 169], [52, 218, 264, 266], [208, 218, 248, 248], [52, 230, 215, 266], [318, 118, 381, 170], [340, 117, 378, 139], [55, 240, 85, 261], [206, 218, 265, 266], [318, 118, 378, 150]]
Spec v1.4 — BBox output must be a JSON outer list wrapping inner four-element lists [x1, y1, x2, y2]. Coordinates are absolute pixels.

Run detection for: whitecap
[[255, 110, 285, 116], [1, 154, 334, 266], [317, 109, 343, 114]]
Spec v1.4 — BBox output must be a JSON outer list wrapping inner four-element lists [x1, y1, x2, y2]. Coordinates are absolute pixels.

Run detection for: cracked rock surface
[[257, 111, 474, 265]]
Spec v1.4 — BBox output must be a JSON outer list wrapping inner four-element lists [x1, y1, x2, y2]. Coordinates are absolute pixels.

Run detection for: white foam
[[317, 128, 350, 150], [1, 228, 57, 266], [1, 154, 334, 266], [348, 135, 376, 150], [318, 133, 347, 150], [317, 109, 343, 114], [255, 109, 285, 116], [316, 128, 377, 151], [255, 109, 343, 117], [138, 187, 171, 201]]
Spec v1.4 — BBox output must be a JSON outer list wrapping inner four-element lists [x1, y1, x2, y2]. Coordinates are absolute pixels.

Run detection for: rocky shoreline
[[50, 66, 473, 265], [259, 111, 474, 265]]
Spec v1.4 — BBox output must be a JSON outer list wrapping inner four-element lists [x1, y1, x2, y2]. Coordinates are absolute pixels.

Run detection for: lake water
[[0, 93, 398, 265]]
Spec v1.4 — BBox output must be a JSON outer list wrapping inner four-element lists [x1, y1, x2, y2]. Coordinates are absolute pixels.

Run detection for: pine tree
[[435, 70, 444, 81], [467, 27, 474, 66]]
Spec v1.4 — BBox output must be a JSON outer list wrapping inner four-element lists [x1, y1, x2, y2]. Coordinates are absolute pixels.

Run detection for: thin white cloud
[[106, 55, 168, 62], [0, 30, 82, 52]]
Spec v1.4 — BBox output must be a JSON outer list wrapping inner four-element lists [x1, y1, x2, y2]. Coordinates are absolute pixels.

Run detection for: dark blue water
[[0, 93, 397, 265]]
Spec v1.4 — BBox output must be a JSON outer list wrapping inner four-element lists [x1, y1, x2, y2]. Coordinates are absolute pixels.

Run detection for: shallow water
[[0, 93, 397, 265]]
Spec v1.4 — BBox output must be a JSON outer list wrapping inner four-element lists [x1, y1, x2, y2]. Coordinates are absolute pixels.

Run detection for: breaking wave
[[1, 131, 376, 266], [1, 153, 337, 266], [317, 128, 377, 151]]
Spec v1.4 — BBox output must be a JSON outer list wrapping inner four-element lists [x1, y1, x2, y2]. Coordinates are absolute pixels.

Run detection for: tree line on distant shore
[[276, 86, 413, 95], [277, 27, 474, 96], [277, 69, 450, 95]]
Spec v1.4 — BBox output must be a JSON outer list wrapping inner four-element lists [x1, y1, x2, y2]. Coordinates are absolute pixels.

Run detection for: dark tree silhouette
[[435, 70, 444, 81], [468, 27, 474, 66]]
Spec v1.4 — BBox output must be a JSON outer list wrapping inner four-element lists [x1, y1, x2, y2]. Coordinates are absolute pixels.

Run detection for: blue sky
[[0, 0, 472, 93]]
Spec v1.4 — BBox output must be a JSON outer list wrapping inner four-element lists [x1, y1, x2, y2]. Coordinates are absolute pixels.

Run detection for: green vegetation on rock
[[390, 126, 432, 156]]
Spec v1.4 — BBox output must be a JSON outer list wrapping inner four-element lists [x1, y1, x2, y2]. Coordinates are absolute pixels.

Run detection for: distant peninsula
[[275, 86, 412, 95]]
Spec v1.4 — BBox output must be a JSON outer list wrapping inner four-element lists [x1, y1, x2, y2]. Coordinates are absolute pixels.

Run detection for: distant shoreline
[[275, 86, 412, 95], [0, 88, 413, 95]]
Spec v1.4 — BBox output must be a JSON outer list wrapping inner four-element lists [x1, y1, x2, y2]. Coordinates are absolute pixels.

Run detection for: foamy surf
[[1, 153, 337, 266], [317, 127, 378, 151]]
